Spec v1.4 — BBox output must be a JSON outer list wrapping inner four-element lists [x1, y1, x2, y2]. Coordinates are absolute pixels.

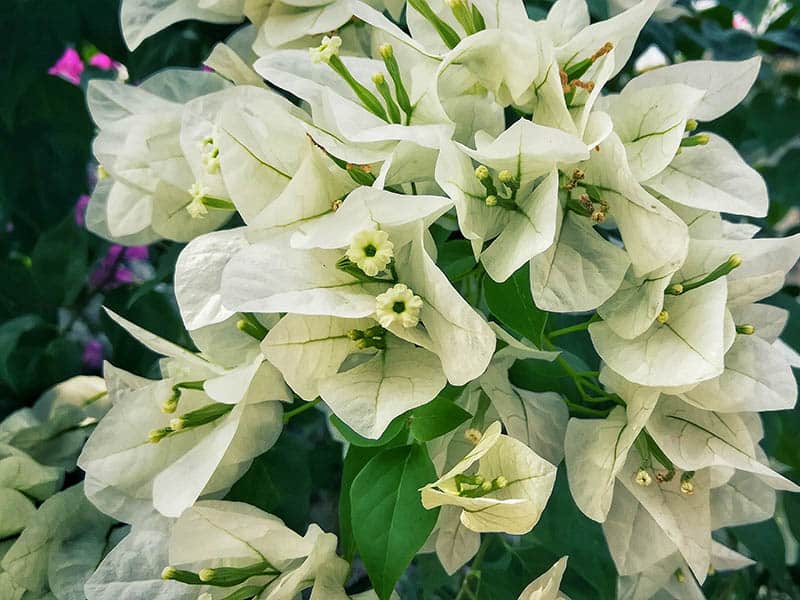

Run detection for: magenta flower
[[89, 245, 150, 290], [75, 194, 90, 227], [82, 338, 105, 371], [89, 53, 119, 71], [48, 47, 84, 85]]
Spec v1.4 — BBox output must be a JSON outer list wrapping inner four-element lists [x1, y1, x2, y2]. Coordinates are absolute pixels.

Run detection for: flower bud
[[494, 475, 508, 489], [485, 195, 498, 207], [736, 324, 755, 335], [148, 427, 172, 444], [378, 44, 394, 59], [464, 428, 482, 444], [656, 310, 669, 324], [665, 283, 683, 295], [475, 165, 490, 180], [726, 254, 743, 269]]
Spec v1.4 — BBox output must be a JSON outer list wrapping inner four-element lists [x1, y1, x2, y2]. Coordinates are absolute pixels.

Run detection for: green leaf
[[484, 264, 548, 346], [437, 239, 477, 280], [0, 315, 43, 386], [409, 397, 471, 442], [224, 435, 311, 532], [339, 429, 410, 561], [351, 444, 439, 600], [732, 520, 792, 591], [331, 413, 408, 448], [31, 216, 89, 307]]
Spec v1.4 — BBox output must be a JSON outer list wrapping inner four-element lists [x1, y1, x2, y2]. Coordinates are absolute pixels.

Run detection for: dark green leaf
[[31, 216, 89, 306], [351, 444, 439, 600], [732, 519, 792, 591], [484, 264, 548, 346], [437, 239, 477, 281], [331, 413, 408, 447], [225, 435, 311, 532], [410, 397, 471, 442]]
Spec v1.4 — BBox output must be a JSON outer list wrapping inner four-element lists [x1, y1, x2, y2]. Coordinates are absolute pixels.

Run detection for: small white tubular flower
[[346, 229, 394, 276], [635, 469, 652, 487], [375, 284, 423, 329], [187, 182, 209, 219], [309, 35, 342, 64]]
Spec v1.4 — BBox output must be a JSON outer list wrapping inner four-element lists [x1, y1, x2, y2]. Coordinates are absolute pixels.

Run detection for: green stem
[[283, 398, 322, 423], [547, 315, 599, 339], [455, 535, 493, 600]]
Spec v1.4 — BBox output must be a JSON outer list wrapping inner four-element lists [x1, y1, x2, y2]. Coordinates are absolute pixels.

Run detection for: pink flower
[[48, 47, 84, 85], [732, 13, 754, 33], [89, 53, 118, 71], [75, 194, 90, 227]]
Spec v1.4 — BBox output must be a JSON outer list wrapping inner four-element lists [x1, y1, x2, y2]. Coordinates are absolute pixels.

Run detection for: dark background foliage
[[1, 0, 799, 598]]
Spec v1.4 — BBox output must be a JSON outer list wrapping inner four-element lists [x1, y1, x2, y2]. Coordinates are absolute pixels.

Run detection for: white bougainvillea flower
[[590, 277, 729, 388], [355, 2, 505, 148], [621, 56, 761, 123], [288, 185, 451, 251], [422, 383, 506, 574], [643, 133, 768, 218], [517, 556, 569, 600], [421, 422, 557, 534], [121, 0, 245, 50], [253, 39, 453, 168], [222, 224, 495, 387], [78, 311, 289, 522], [577, 131, 689, 279], [214, 86, 324, 224], [164, 501, 349, 600], [603, 454, 713, 580], [678, 303, 797, 413], [603, 403, 793, 582], [530, 204, 632, 313], [87, 70, 235, 243], [645, 396, 800, 492], [263, 313, 446, 439], [565, 366, 659, 522], [602, 83, 705, 181], [596, 231, 800, 384], [616, 542, 752, 600], [435, 121, 589, 282], [174, 227, 251, 331]]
